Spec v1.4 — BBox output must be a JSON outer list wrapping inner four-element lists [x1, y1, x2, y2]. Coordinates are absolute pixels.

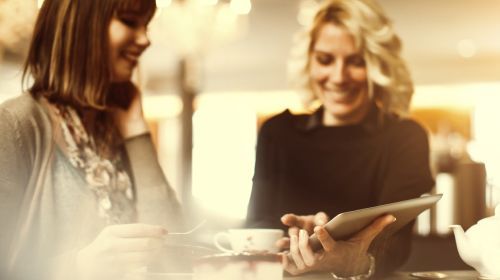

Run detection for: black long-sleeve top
[[246, 105, 434, 276]]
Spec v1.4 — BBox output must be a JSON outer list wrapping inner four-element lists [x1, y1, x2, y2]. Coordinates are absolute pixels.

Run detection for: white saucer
[[127, 271, 193, 280]]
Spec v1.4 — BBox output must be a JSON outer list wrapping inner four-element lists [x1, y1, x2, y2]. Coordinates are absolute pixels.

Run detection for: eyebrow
[[312, 50, 362, 58], [312, 50, 332, 55]]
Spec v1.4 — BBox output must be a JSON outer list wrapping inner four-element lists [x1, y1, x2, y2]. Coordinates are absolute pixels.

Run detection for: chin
[[329, 110, 357, 121], [324, 102, 367, 123], [325, 103, 357, 116]]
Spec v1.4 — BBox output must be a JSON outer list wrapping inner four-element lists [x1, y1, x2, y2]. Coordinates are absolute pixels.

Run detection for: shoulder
[[400, 118, 428, 139], [383, 114, 430, 148], [1, 93, 44, 117], [260, 109, 308, 136], [0, 93, 52, 140]]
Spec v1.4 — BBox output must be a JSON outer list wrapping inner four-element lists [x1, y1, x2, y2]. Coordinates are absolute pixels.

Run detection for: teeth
[[324, 90, 348, 96], [123, 52, 139, 62], [125, 54, 136, 60]]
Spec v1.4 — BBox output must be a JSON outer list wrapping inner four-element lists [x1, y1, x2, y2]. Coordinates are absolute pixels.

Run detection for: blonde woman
[[247, 0, 434, 277], [0, 1, 181, 279]]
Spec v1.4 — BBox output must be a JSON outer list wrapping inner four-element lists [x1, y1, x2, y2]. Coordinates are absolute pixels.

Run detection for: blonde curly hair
[[288, 0, 413, 115]]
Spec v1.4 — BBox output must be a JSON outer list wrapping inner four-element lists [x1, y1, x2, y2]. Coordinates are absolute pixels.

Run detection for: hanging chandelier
[[151, 0, 252, 56]]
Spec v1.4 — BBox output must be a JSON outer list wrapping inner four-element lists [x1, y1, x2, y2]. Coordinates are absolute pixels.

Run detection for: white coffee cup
[[213, 229, 284, 253]]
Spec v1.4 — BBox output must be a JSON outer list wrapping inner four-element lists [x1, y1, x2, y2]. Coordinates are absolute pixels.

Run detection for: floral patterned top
[[51, 104, 137, 224]]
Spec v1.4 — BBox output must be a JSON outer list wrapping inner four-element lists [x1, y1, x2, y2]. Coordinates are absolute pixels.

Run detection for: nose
[[328, 60, 347, 85], [136, 27, 151, 49]]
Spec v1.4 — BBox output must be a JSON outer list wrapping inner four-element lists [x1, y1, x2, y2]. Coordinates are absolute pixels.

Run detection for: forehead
[[313, 23, 359, 55]]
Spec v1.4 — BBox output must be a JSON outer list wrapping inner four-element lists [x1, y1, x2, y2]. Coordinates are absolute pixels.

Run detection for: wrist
[[330, 254, 375, 279], [120, 119, 149, 139]]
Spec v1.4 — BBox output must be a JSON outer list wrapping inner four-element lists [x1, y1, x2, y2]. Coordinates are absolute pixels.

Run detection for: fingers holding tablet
[[307, 194, 442, 252], [281, 211, 329, 235], [351, 214, 397, 246]]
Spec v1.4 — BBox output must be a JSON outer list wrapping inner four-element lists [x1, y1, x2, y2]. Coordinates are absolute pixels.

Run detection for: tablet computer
[[309, 194, 442, 251]]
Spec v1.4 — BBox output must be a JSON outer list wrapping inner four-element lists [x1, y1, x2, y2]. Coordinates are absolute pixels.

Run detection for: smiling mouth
[[322, 88, 359, 102], [122, 51, 141, 65]]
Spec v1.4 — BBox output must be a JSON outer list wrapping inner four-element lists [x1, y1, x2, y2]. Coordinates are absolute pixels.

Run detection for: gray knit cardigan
[[0, 93, 182, 279]]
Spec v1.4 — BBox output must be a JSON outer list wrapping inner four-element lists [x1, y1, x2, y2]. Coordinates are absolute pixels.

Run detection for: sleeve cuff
[[124, 132, 151, 143]]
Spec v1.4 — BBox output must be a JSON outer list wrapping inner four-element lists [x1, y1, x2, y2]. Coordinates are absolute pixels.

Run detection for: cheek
[[309, 63, 329, 82], [108, 22, 128, 53], [348, 68, 368, 84]]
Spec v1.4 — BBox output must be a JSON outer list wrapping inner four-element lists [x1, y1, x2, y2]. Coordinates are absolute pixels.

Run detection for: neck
[[322, 102, 373, 127]]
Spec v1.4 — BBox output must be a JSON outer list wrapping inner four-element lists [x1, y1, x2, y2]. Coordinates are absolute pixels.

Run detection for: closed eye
[[314, 53, 334, 65], [346, 55, 366, 67], [119, 16, 140, 28], [313, 51, 365, 68]]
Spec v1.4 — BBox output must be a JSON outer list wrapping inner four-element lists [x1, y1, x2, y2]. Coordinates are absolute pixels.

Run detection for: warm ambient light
[[297, 0, 319, 26], [156, 0, 172, 8], [149, 0, 251, 56], [156, 0, 251, 13], [230, 0, 252, 15], [192, 104, 257, 219], [412, 82, 500, 110], [196, 90, 306, 115], [457, 39, 477, 58], [470, 94, 500, 209], [200, 0, 219, 6], [143, 95, 182, 120]]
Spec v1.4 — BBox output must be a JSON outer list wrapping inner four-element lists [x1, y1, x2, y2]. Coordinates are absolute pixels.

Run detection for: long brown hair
[[23, 0, 156, 155]]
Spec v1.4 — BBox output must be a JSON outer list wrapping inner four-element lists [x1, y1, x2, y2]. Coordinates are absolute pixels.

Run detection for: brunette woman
[[0, 1, 181, 279]]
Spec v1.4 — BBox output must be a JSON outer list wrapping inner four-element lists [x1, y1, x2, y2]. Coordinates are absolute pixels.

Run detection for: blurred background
[[1, 0, 500, 270]]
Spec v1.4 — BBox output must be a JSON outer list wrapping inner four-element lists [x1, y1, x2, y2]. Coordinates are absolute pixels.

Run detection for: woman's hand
[[276, 212, 329, 250], [76, 223, 167, 280], [109, 82, 149, 139], [283, 214, 396, 276]]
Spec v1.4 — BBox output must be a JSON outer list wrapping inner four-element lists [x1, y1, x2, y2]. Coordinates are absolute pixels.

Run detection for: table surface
[[285, 270, 479, 280], [132, 270, 480, 280]]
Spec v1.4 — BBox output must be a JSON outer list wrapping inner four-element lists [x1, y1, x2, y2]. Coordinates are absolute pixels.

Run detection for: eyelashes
[[117, 12, 151, 29], [119, 17, 140, 28], [314, 53, 366, 67], [316, 54, 333, 65]]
